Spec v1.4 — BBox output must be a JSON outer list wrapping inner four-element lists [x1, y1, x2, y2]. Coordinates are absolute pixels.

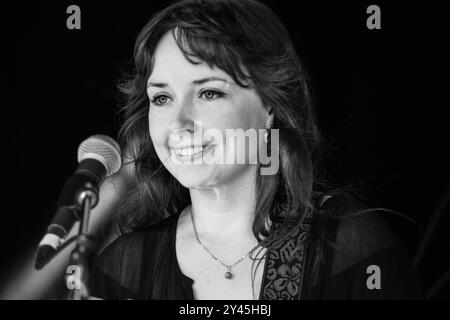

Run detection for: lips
[[170, 142, 214, 161], [173, 145, 206, 156]]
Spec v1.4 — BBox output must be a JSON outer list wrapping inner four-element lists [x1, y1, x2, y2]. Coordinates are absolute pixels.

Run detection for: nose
[[169, 96, 195, 135]]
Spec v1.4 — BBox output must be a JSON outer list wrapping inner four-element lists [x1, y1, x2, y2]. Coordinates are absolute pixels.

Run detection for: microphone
[[35, 135, 122, 270]]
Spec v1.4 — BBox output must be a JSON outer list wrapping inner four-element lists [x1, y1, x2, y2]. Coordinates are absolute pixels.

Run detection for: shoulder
[[310, 193, 423, 298], [95, 213, 178, 269], [89, 213, 180, 299], [316, 193, 402, 264]]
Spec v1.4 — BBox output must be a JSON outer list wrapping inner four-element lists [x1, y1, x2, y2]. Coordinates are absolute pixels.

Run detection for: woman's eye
[[200, 89, 225, 100], [150, 94, 171, 106]]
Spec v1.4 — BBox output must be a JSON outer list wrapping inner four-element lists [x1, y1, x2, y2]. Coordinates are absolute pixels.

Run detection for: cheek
[[215, 95, 267, 164], [210, 96, 263, 130], [148, 111, 168, 149], [235, 92, 266, 129], [218, 112, 249, 129]]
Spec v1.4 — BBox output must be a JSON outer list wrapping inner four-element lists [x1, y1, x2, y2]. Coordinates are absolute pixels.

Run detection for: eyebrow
[[147, 77, 229, 88]]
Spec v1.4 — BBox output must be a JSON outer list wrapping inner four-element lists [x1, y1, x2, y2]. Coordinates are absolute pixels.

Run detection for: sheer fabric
[[90, 195, 423, 299]]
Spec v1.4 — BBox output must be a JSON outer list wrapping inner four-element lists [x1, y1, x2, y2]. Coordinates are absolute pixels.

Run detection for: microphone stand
[[66, 182, 99, 300]]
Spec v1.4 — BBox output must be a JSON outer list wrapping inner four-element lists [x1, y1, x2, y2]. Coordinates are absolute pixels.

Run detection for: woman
[[90, 0, 423, 299]]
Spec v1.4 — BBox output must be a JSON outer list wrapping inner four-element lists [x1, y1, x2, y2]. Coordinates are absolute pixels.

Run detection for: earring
[[264, 121, 273, 144]]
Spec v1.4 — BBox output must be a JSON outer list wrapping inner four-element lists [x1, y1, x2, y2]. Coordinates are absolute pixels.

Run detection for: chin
[[172, 167, 218, 189]]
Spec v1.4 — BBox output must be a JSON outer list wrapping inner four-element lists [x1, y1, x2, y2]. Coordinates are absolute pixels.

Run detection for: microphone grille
[[77, 135, 122, 177]]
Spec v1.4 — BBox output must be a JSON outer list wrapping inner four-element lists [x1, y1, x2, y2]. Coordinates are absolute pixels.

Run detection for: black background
[[3, 1, 449, 299]]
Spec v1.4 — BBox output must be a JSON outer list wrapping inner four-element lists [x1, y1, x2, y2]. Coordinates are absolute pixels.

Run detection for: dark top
[[89, 195, 423, 300]]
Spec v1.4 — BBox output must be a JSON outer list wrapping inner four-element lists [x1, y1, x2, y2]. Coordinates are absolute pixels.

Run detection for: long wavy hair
[[115, 0, 327, 243]]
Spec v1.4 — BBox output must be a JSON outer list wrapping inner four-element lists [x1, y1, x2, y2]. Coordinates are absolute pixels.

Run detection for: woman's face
[[147, 31, 271, 189]]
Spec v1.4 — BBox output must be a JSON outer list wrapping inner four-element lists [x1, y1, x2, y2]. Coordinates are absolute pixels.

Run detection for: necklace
[[189, 206, 260, 280]]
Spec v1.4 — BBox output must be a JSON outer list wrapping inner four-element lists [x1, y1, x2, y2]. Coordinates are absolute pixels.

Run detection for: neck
[[189, 166, 257, 242]]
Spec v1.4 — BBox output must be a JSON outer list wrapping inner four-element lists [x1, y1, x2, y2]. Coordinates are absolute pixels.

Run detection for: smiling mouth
[[171, 143, 214, 159]]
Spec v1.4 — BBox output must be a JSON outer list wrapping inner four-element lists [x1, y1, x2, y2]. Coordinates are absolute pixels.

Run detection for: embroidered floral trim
[[261, 217, 314, 300]]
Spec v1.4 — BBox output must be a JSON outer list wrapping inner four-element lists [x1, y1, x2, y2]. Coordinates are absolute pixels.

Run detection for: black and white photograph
[[2, 0, 449, 306]]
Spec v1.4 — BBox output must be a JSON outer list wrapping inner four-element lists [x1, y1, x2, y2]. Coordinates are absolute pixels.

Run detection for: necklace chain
[[189, 206, 260, 275]]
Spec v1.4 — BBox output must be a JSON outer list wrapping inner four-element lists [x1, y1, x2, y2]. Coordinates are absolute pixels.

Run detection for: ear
[[265, 107, 274, 129]]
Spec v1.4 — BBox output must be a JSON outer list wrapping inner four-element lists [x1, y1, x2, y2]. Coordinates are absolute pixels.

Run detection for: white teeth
[[174, 146, 205, 156]]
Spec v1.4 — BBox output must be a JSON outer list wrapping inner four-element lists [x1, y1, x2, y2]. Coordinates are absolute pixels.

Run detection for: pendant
[[224, 270, 233, 279]]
